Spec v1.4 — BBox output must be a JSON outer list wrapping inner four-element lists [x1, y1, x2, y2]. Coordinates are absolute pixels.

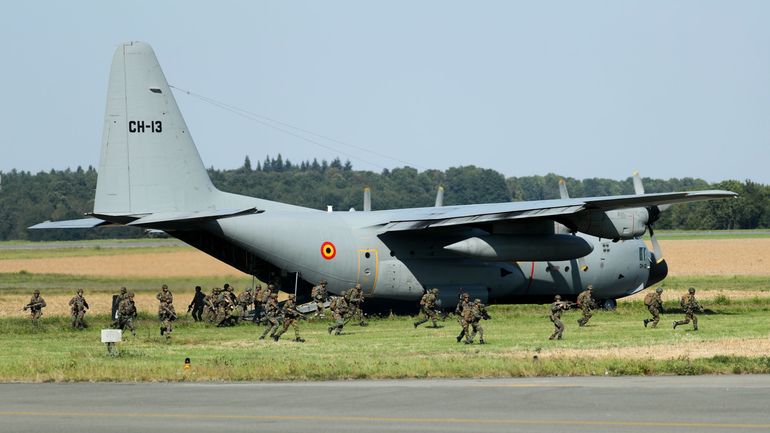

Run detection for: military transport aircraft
[[31, 42, 736, 309]]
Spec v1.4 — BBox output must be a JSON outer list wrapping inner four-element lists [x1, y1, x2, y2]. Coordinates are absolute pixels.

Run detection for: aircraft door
[[357, 249, 379, 295]]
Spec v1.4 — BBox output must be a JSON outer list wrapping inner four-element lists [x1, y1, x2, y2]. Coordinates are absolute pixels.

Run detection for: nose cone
[[646, 256, 668, 287]]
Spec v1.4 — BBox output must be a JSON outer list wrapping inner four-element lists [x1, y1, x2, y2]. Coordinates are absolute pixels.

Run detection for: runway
[[1, 376, 769, 432]]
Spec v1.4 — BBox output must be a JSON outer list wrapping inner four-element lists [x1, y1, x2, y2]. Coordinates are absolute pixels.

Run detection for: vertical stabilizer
[[94, 42, 217, 215]]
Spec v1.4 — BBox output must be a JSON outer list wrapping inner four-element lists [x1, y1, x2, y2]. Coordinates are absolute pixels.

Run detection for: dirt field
[[1, 293, 162, 319], [0, 238, 767, 278], [657, 238, 770, 276], [0, 250, 249, 278]]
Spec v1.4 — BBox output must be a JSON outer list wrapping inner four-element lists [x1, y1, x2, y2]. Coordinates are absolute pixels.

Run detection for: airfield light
[[184, 357, 191, 370]]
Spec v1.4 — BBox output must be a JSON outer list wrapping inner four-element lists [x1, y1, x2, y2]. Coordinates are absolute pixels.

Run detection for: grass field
[[1, 298, 770, 382]]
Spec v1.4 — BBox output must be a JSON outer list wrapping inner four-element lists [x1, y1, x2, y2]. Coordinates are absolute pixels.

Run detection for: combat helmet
[[33, 289, 40, 295], [474, 298, 481, 304], [688, 287, 696, 294], [554, 295, 562, 301], [77, 289, 84, 294], [655, 287, 663, 294], [431, 288, 439, 294]]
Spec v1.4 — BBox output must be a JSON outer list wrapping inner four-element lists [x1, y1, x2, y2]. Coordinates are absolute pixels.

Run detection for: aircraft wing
[[381, 190, 737, 232]]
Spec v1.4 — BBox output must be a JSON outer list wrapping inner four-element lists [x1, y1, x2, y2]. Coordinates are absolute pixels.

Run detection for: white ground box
[[101, 329, 122, 343]]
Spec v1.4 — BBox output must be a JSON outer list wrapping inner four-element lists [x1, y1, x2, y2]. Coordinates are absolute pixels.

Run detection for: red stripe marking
[[525, 261, 535, 294]]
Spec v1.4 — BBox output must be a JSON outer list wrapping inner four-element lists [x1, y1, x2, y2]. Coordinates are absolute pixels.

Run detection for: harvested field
[[653, 238, 770, 276], [1, 293, 165, 319], [0, 239, 767, 278], [0, 250, 249, 278]]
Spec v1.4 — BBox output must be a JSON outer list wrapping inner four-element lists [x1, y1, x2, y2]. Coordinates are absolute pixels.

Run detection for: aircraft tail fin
[[94, 42, 219, 215]]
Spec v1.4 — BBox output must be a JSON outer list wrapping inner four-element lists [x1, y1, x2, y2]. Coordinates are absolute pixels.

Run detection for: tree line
[[1, 155, 767, 241]]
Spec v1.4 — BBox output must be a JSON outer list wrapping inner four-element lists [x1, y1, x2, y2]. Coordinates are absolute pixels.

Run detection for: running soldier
[[259, 293, 281, 340], [454, 292, 471, 342], [549, 295, 576, 340], [576, 285, 596, 327], [215, 286, 236, 326], [273, 294, 305, 342], [414, 288, 440, 328], [674, 287, 704, 330], [117, 292, 138, 337], [328, 291, 349, 335], [23, 290, 46, 325], [68, 289, 89, 329], [311, 280, 329, 318], [347, 283, 367, 326], [464, 299, 489, 344], [643, 287, 664, 328], [157, 284, 176, 339], [252, 284, 264, 323]]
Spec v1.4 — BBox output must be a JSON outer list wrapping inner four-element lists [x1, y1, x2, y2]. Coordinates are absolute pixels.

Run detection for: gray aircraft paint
[[30, 42, 737, 307]]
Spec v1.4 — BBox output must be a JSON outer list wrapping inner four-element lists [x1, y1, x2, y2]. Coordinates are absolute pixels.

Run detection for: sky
[[1, 1, 769, 184]]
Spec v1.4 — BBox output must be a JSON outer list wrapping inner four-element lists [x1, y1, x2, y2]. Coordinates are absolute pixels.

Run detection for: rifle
[[481, 310, 492, 320]]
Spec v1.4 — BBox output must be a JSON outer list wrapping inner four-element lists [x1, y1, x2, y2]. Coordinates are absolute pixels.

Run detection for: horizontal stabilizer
[[28, 218, 110, 230], [122, 207, 261, 230]]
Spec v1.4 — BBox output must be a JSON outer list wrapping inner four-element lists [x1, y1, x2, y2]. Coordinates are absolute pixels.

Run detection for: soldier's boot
[[359, 321, 368, 327], [414, 318, 426, 328], [643, 319, 649, 328], [456, 334, 463, 343], [293, 337, 305, 342], [693, 324, 698, 331], [672, 321, 678, 329], [160, 326, 165, 336], [479, 339, 486, 344], [327, 326, 334, 334]]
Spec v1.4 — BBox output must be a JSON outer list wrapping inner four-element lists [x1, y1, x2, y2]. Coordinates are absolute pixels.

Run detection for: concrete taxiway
[[1, 375, 769, 432]]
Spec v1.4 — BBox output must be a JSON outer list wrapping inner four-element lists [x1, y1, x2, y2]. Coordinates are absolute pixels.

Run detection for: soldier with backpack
[[674, 287, 704, 330], [643, 287, 664, 328]]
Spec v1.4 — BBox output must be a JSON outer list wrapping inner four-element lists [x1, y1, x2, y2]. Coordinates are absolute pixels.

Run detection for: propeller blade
[[435, 186, 444, 207], [632, 171, 645, 195], [659, 204, 672, 212], [647, 225, 664, 263], [558, 178, 570, 199], [363, 187, 371, 212]]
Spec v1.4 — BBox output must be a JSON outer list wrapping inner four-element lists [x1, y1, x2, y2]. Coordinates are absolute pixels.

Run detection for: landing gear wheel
[[602, 299, 617, 311]]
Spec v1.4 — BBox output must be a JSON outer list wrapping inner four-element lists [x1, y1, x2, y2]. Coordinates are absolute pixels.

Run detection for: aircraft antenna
[[170, 85, 428, 171]]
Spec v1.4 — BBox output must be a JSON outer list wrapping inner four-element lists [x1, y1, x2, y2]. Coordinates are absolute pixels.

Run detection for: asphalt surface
[[1, 376, 769, 432]]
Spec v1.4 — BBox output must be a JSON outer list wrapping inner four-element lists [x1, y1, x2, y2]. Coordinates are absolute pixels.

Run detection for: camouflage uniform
[[465, 299, 488, 344], [252, 284, 263, 322], [347, 284, 367, 326], [68, 289, 89, 329], [311, 280, 329, 318], [23, 290, 46, 325], [187, 286, 206, 322], [203, 288, 219, 323], [674, 287, 703, 330], [576, 286, 595, 327], [414, 288, 439, 328], [549, 295, 574, 340], [215, 287, 235, 327], [117, 292, 138, 337], [273, 294, 305, 342], [460, 302, 473, 343], [643, 287, 664, 328], [156, 284, 176, 339], [236, 288, 254, 322], [259, 294, 281, 340], [328, 292, 349, 335], [455, 293, 471, 342]]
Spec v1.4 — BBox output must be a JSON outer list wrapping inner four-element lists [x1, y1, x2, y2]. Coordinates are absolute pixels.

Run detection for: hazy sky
[[1, 1, 769, 183]]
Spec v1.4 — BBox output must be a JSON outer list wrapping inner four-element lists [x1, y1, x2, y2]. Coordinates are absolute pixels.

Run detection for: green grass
[[2, 298, 770, 382]]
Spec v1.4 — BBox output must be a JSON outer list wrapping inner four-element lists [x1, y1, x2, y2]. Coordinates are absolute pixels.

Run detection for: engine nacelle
[[569, 208, 648, 240], [444, 234, 593, 261]]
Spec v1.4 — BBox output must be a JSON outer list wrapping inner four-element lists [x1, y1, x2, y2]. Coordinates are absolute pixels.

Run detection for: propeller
[[632, 172, 665, 263]]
